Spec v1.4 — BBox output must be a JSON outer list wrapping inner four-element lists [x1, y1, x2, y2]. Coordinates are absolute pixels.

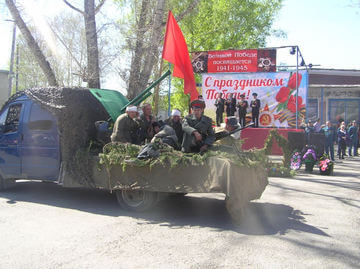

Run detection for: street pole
[[296, 46, 299, 129], [8, 20, 16, 97], [168, 63, 171, 117], [154, 59, 164, 117], [15, 43, 19, 92]]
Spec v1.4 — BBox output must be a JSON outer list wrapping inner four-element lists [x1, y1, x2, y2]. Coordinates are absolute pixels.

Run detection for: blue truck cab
[[0, 87, 131, 190], [0, 94, 60, 184]]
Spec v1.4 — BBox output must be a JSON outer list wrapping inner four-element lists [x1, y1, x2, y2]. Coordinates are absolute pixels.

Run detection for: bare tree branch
[[94, 0, 106, 14], [63, 0, 85, 15], [6, 0, 58, 86], [162, 0, 200, 26], [48, 23, 83, 70], [96, 22, 114, 34], [177, 0, 200, 21]]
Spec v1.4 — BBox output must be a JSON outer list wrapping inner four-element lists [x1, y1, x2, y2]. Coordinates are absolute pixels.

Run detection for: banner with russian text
[[192, 49, 276, 73], [202, 71, 308, 128]]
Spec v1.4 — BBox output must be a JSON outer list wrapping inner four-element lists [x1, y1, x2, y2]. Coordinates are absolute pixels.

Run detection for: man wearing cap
[[237, 94, 248, 127], [225, 93, 237, 117], [165, 109, 183, 143], [347, 120, 358, 156], [250, 93, 261, 127], [182, 99, 215, 153], [214, 92, 225, 126], [111, 105, 139, 144], [138, 103, 155, 144]]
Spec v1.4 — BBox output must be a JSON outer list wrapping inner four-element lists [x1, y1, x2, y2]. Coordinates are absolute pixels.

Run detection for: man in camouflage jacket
[[181, 99, 215, 153]]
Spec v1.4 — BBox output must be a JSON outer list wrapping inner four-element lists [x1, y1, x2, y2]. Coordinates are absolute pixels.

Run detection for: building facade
[[307, 69, 360, 125]]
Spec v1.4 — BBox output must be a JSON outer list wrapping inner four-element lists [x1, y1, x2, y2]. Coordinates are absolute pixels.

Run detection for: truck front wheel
[[0, 176, 15, 191], [115, 190, 159, 212]]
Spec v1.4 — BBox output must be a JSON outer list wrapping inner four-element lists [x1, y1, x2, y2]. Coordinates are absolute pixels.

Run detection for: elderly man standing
[[181, 99, 215, 153], [111, 105, 139, 143], [250, 92, 261, 127], [214, 92, 225, 126]]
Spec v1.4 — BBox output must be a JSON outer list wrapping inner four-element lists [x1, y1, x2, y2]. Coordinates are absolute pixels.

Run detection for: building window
[[307, 98, 318, 121], [328, 99, 360, 124]]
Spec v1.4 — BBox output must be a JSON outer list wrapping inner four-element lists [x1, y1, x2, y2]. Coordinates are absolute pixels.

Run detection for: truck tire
[[0, 176, 15, 191], [115, 190, 159, 212], [0, 176, 4, 191], [225, 195, 247, 224]]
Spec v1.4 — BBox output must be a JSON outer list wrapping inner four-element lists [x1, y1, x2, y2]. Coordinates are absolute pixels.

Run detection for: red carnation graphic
[[287, 73, 302, 89], [287, 95, 304, 113], [276, 86, 290, 103]]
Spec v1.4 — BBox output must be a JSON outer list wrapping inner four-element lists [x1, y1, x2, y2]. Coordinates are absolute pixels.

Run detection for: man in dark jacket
[[250, 92, 261, 127], [214, 93, 225, 126], [138, 103, 155, 144], [321, 121, 336, 161], [237, 93, 248, 127], [111, 105, 139, 143], [181, 99, 215, 153], [225, 93, 236, 117], [165, 109, 183, 143], [348, 120, 358, 156]]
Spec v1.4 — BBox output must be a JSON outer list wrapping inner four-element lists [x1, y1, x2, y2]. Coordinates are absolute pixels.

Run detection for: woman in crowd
[[337, 124, 347, 159]]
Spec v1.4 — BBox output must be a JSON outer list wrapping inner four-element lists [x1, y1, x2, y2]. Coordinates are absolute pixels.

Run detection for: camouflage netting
[[93, 142, 269, 221], [4, 87, 110, 187]]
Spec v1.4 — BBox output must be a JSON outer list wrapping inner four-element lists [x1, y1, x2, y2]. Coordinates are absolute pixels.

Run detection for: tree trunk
[[126, 0, 200, 100], [138, 0, 166, 94], [127, 0, 150, 100], [84, 0, 100, 88], [6, 0, 58, 87]]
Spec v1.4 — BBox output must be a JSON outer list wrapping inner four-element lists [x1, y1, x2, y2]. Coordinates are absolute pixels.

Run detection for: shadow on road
[[139, 196, 329, 236], [0, 181, 328, 236], [284, 176, 360, 191]]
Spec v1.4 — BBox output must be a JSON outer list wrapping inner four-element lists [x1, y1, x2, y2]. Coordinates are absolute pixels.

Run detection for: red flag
[[162, 11, 198, 101]]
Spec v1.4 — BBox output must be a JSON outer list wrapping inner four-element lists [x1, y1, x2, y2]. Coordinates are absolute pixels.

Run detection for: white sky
[[0, 0, 359, 90], [267, 0, 360, 69]]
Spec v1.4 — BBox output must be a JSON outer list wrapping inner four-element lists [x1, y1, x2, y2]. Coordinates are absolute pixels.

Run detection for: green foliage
[[263, 129, 292, 167], [170, 0, 283, 51], [98, 141, 268, 172], [170, 80, 191, 115], [15, 35, 50, 90], [262, 129, 296, 177], [266, 163, 295, 177]]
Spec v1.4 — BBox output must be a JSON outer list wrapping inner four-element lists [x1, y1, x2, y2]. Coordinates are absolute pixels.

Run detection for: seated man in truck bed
[[111, 105, 139, 144], [181, 99, 215, 153], [165, 109, 183, 143]]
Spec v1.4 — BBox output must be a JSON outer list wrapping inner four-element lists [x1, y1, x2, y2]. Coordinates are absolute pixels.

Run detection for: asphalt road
[[0, 158, 359, 268]]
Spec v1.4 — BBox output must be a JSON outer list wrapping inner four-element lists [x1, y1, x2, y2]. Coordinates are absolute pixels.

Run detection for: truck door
[[0, 102, 24, 178], [20, 101, 60, 181]]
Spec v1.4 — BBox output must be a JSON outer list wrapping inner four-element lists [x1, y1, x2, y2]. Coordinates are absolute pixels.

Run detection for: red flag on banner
[[162, 11, 198, 101]]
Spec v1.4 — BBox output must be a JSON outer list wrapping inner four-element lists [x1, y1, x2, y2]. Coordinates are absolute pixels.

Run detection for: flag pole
[[168, 63, 172, 117], [154, 59, 164, 116]]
